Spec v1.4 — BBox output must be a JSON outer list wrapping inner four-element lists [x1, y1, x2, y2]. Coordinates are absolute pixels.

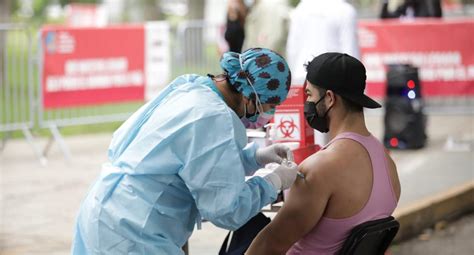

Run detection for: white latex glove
[[256, 143, 294, 166], [263, 161, 298, 190]]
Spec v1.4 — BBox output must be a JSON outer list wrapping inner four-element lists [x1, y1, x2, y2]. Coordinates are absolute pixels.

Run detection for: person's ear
[[234, 95, 247, 118], [326, 90, 336, 108], [241, 95, 250, 105]]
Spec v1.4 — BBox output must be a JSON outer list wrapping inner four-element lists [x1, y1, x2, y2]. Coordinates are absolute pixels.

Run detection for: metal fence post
[[0, 23, 44, 164]]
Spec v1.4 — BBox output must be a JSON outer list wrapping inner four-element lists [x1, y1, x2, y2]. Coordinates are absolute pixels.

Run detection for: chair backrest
[[338, 216, 400, 255]]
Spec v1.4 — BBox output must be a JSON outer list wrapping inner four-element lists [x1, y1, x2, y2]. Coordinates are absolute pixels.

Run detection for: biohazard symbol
[[277, 117, 298, 138]]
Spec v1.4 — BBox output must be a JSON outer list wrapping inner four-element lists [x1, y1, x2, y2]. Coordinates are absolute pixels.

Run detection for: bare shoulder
[[299, 139, 370, 186], [299, 139, 370, 187], [329, 138, 366, 157], [300, 149, 336, 175], [297, 148, 340, 191], [326, 138, 375, 168], [307, 139, 365, 168]]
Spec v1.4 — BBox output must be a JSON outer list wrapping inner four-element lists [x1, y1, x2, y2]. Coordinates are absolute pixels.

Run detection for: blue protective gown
[[71, 75, 277, 255]]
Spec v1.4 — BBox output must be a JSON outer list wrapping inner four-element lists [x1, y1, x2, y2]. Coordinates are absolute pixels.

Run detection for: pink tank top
[[287, 132, 398, 255]]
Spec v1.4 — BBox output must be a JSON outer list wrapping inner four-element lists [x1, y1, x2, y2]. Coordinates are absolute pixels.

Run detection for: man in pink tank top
[[247, 53, 401, 254]]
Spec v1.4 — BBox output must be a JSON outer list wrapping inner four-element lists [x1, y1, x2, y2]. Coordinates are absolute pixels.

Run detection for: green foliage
[[59, 0, 100, 6], [290, 0, 300, 7], [12, 0, 101, 25]]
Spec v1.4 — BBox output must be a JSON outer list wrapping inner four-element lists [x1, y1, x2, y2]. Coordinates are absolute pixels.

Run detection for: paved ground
[[0, 114, 473, 255], [391, 213, 474, 255]]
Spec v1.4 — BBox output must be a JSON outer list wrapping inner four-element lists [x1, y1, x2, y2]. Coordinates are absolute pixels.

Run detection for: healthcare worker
[[72, 48, 298, 255]]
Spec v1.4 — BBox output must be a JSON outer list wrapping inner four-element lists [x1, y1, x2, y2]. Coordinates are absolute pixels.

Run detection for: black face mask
[[304, 95, 331, 133]]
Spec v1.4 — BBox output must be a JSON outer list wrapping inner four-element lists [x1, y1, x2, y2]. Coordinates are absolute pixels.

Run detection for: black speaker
[[383, 64, 427, 149], [386, 64, 422, 99]]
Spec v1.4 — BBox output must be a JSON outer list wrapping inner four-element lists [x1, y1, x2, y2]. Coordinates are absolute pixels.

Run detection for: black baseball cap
[[306, 52, 381, 109]]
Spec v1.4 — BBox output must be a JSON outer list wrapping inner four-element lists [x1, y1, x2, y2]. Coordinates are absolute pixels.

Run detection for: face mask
[[304, 95, 331, 133], [241, 107, 275, 129]]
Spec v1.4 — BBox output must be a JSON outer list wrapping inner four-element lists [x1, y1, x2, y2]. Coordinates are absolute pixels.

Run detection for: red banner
[[41, 26, 145, 109], [359, 19, 474, 98]]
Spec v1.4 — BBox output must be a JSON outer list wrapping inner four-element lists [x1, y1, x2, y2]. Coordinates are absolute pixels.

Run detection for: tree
[[290, 0, 300, 7], [59, 0, 100, 6]]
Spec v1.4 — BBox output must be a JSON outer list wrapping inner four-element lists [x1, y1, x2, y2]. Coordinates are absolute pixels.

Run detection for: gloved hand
[[263, 161, 298, 190], [256, 143, 294, 166]]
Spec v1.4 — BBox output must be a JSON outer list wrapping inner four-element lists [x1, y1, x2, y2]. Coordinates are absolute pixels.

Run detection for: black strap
[[218, 212, 271, 255], [218, 231, 232, 255]]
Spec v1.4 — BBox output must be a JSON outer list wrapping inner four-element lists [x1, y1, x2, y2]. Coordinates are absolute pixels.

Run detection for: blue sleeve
[[241, 142, 262, 176], [178, 112, 277, 230]]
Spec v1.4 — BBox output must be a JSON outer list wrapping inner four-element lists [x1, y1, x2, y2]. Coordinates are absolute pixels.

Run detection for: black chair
[[338, 216, 400, 255]]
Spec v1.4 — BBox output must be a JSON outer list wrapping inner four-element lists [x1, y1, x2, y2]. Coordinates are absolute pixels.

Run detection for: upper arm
[[247, 154, 334, 254], [178, 112, 277, 229], [272, 162, 332, 242]]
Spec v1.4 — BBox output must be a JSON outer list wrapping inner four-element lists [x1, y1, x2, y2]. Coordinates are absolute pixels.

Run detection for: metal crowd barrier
[[175, 20, 222, 76], [35, 30, 143, 161], [36, 102, 141, 162], [0, 24, 45, 163], [1, 20, 473, 163], [31, 20, 223, 161]]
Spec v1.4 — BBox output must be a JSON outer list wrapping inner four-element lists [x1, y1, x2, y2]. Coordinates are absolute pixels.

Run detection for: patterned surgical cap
[[220, 48, 291, 104]]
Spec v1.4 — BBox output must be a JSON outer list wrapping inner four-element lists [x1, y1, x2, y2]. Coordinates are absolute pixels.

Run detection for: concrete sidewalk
[[392, 212, 474, 255], [0, 115, 473, 255]]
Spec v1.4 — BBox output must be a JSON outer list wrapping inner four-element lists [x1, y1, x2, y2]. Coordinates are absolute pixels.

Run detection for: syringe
[[282, 159, 305, 179]]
